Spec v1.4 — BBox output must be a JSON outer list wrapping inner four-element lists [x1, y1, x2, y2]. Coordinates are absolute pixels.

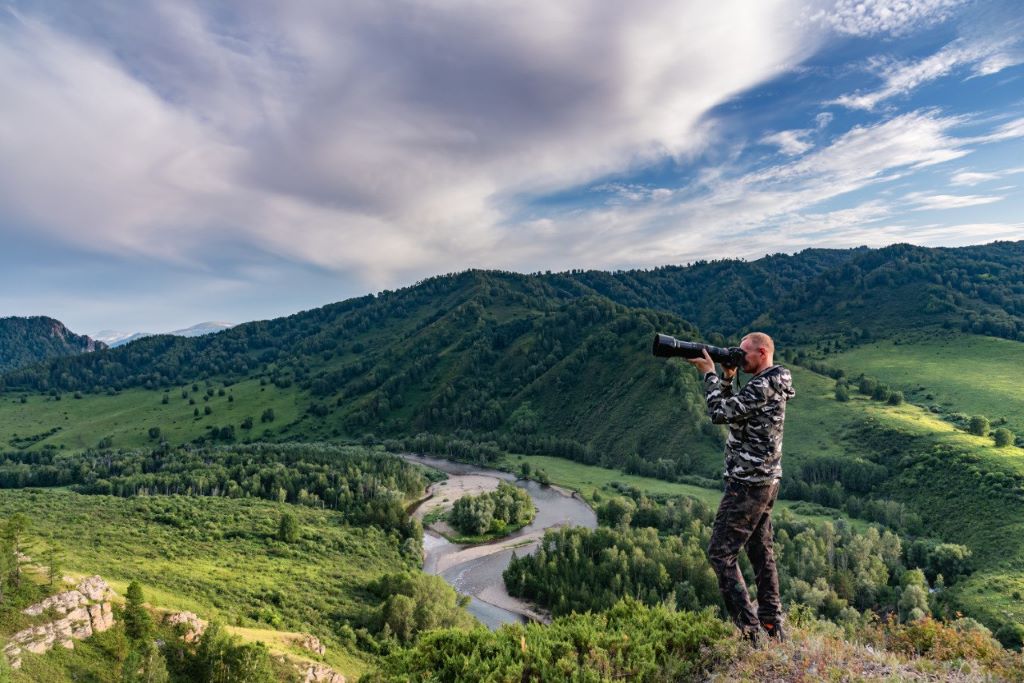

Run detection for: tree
[[277, 512, 299, 543], [835, 384, 850, 402], [148, 427, 161, 440], [124, 581, 153, 642], [204, 405, 213, 416], [2, 514, 28, 593], [993, 427, 1014, 447], [969, 415, 990, 436], [241, 416, 254, 430], [887, 391, 904, 406], [261, 408, 275, 423], [122, 641, 169, 683], [597, 497, 636, 527], [192, 621, 274, 682], [44, 543, 61, 589]]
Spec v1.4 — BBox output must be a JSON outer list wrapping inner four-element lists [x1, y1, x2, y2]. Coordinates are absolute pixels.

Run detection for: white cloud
[[499, 109, 1012, 271], [904, 192, 1005, 209], [815, 0, 967, 37], [761, 129, 814, 155], [0, 1, 824, 283], [950, 171, 1000, 186], [815, 112, 833, 129], [830, 38, 1024, 111]]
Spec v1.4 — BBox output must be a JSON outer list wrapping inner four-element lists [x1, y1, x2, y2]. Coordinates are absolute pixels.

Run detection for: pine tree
[[277, 512, 299, 543], [124, 581, 153, 642]]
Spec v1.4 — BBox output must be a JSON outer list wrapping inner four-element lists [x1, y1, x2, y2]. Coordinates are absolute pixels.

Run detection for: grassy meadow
[[0, 378, 305, 452], [831, 332, 1024, 443], [0, 488, 416, 678]]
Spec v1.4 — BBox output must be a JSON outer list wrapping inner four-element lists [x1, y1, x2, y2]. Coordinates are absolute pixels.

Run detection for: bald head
[[742, 332, 774, 355], [739, 332, 775, 374]]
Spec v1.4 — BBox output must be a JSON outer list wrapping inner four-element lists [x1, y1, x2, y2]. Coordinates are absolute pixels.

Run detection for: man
[[687, 332, 795, 645]]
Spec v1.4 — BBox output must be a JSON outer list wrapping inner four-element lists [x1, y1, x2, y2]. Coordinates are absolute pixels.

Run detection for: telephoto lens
[[651, 333, 745, 367]]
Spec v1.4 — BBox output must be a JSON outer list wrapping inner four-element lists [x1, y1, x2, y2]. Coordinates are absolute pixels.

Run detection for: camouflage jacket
[[703, 365, 796, 485]]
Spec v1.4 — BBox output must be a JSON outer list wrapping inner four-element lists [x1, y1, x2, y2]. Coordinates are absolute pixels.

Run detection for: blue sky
[[1, 0, 1022, 334]]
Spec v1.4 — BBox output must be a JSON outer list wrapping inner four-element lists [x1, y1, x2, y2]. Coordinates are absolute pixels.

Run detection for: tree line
[[0, 444, 435, 539]]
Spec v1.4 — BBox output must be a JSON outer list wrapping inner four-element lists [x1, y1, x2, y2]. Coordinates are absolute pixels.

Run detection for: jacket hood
[[759, 365, 796, 400]]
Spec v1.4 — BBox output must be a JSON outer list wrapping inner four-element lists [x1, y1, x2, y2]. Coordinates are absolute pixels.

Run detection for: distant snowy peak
[[94, 322, 234, 348], [92, 330, 148, 346], [170, 321, 234, 337]]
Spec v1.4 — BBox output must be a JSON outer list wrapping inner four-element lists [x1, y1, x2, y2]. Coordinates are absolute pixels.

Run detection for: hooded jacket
[[703, 365, 796, 485]]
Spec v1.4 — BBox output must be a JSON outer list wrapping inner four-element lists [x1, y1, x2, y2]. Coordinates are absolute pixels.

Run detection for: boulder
[[3, 577, 116, 669], [302, 663, 346, 683], [296, 633, 326, 656], [164, 611, 207, 643]]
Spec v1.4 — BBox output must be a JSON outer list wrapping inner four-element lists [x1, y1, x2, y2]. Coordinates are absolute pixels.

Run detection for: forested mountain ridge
[[0, 316, 106, 373], [541, 240, 1024, 344], [5, 240, 1023, 396]]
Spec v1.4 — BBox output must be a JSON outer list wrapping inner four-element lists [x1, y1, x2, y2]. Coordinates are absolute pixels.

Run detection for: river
[[400, 454, 597, 629]]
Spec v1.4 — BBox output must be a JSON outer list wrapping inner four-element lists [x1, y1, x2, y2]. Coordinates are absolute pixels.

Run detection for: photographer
[[687, 332, 795, 645]]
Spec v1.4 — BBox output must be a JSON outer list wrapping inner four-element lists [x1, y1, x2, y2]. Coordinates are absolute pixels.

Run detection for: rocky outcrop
[[301, 662, 346, 683], [3, 576, 116, 669], [164, 611, 207, 643], [296, 633, 326, 656]]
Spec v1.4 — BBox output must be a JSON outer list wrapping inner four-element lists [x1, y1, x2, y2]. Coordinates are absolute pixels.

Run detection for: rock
[[77, 576, 114, 602], [3, 577, 117, 669], [164, 611, 207, 643], [87, 602, 114, 633], [22, 589, 86, 617], [302, 663, 346, 683], [296, 633, 326, 656]]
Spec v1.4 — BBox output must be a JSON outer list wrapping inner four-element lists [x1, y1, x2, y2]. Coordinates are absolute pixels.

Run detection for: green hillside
[[3, 241, 1024, 669], [0, 317, 105, 373]]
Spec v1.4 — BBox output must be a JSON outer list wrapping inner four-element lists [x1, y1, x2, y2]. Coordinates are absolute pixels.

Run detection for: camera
[[651, 333, 745, 367]]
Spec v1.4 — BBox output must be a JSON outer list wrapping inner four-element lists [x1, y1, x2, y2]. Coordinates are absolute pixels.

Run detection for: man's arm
[[705, 373, 771, 425], [687, 349, 769, 424]]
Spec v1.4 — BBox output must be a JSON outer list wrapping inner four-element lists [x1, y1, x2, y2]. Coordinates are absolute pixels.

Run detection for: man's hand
[[686, 348, 716, 376]]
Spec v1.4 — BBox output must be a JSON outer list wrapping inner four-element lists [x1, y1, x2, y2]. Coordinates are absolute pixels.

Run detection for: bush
[[993, 428, 1014, 447], [364, 599, 734, 682], [969, 415, 990, 436], [887, 391, 904, 406], [835, 384, 850, 402], [277, 512, 299, 543]]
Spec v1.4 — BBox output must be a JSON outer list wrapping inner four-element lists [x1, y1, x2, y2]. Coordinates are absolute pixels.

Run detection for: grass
[[0, 378, 305, 452], [830, 331, 1024, 441], [502, 453, 868, 530], [0, 489, 413, 678], [786, 333, 1024, 635]]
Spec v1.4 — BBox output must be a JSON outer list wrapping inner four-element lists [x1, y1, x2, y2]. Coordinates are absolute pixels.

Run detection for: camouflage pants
[[707, 478, 783, 632]]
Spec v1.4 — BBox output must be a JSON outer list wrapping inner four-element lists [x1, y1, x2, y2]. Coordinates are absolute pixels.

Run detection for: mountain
[[0, 316, 106, 373], [541, 240, 1024, 344], [4, 240, 1024, 644], [170, 321, 234, 337], [93, 321, 235, 348]]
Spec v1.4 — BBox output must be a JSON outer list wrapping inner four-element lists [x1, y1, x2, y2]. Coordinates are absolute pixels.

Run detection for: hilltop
[[0, 316, 105, 374]]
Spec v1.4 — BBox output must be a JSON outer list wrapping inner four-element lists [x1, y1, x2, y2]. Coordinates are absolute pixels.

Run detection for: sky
[[1, 0, 1023, 334]]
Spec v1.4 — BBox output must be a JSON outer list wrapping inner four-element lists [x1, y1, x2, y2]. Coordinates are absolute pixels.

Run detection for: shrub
[[835, 384, 850, 402], [887, 391, 904, 406], [364, 599, 734, 682], [969, 415, 990, 437], [993, 428, 1014, 447]]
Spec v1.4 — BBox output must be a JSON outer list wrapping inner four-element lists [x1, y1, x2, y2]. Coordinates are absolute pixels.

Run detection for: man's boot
[[742, 625, 768, 649], [761, 619, 787, 643]]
